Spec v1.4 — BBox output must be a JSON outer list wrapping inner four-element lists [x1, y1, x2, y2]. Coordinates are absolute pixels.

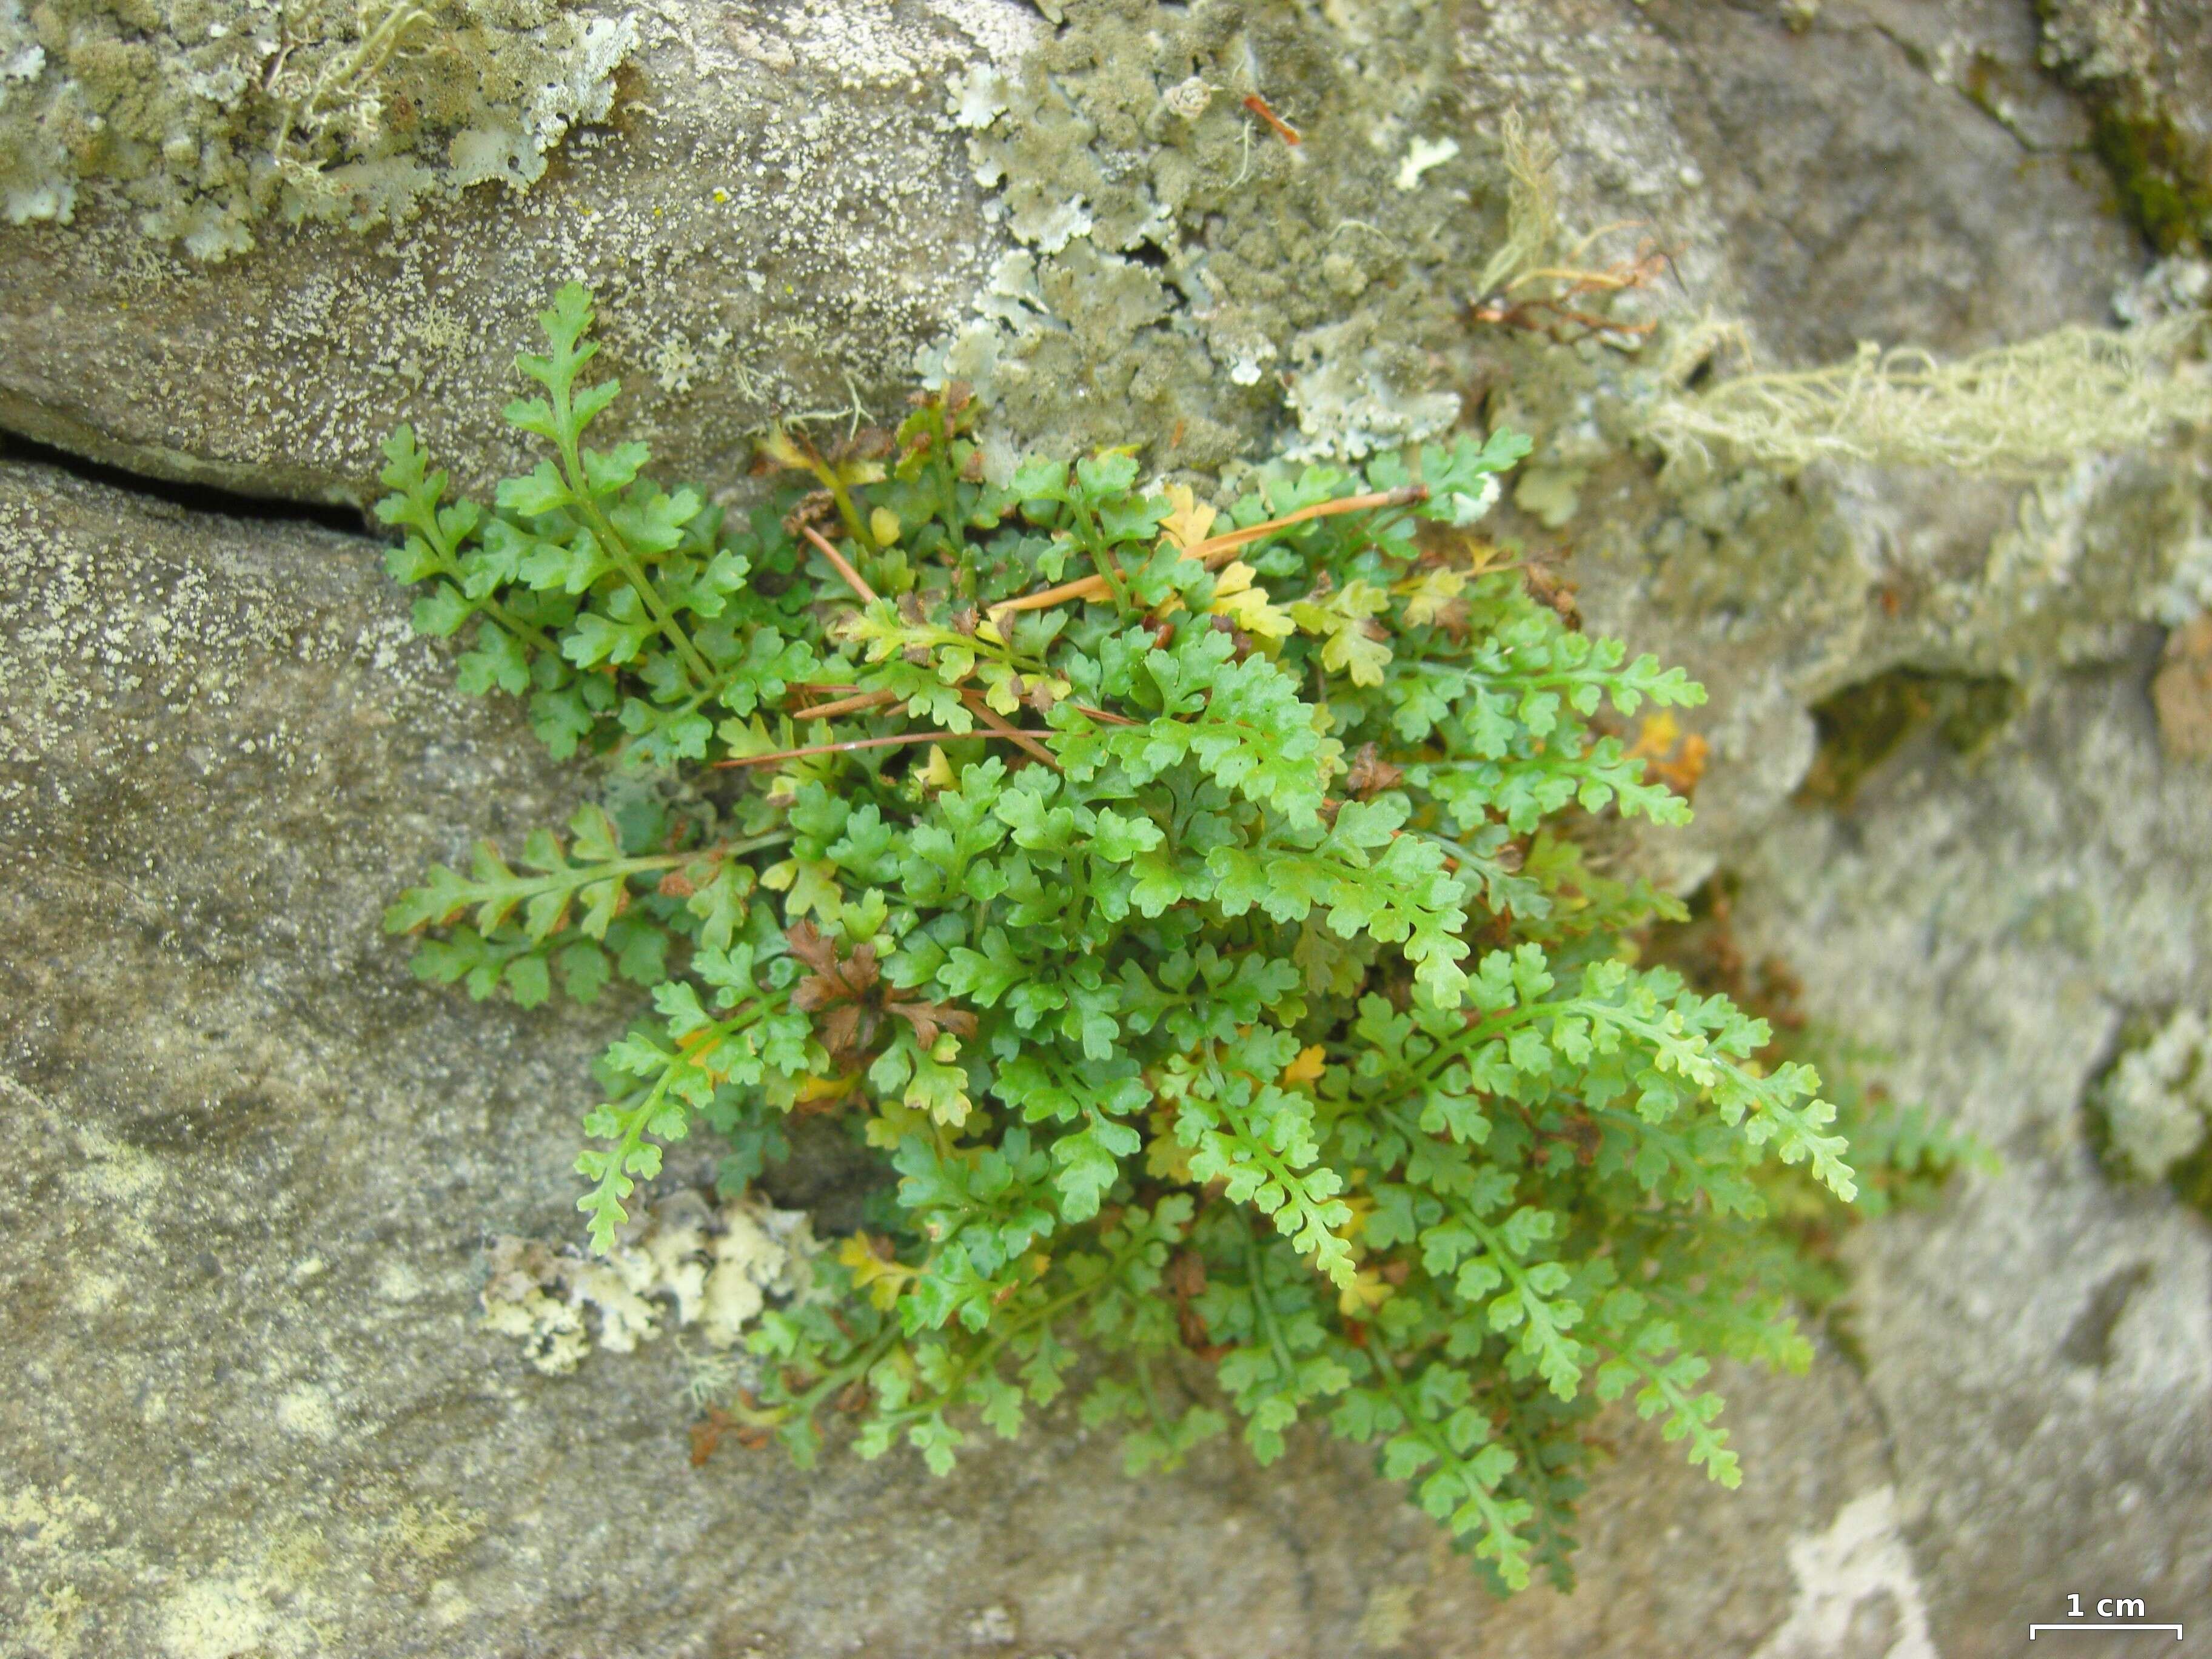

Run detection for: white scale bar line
[[2027, 1624, 2183, 1638]]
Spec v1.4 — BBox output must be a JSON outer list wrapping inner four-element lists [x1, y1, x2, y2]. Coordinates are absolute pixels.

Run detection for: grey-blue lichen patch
[[919, 0, 1496, 469], [2097, 1006, 2212, 1183], [0, 0, 637, 258]]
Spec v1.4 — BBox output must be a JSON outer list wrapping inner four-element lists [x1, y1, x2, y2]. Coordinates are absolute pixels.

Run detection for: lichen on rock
[[2097, 1005, 2212, 1184], [2040, 0, 2212, 253], [921, 0, 1495, 468], [0, 0, 638, 257], [481, 1187, 818, 1376], [1640, 314, 2212, 480]]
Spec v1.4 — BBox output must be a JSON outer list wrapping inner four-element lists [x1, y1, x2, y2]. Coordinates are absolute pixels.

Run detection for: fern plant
[[381, 284, 1875, 1592]]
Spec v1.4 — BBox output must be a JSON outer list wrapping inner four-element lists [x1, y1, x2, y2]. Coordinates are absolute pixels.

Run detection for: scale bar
[[2028, 1625, 2182, 1639]]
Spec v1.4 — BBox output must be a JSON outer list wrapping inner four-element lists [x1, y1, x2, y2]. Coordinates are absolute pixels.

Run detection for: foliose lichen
[[2094, 1005, 2211, 1190], [481, 1187, 817, 1376], [919, 0, 1493, 469], [0, 0, 637, 258]]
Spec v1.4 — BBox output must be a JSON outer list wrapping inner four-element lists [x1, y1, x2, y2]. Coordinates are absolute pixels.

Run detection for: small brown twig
[[1472, 296, 1660, 343], [959, 691, 1061, 769], [1473, 241, 1675, 346], [989, 569, 1110, 620], [799, 523, 880, 605], [714, 730, 1054, 770], [786, 675, 1128, 731], [1242, 93, 1301, 145], [792, 688, 901, 721], [987, 485, 1429, 621], [1186, 484, 1429, 566]]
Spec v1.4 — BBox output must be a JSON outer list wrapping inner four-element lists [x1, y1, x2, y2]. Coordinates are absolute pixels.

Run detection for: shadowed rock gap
[[0, 424, 374, 536]]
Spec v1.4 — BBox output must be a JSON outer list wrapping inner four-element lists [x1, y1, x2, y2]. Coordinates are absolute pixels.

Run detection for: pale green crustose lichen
[[918, 0, 1491, 469], [481, 1188, 819, 1376], [0, 0, 635, 258], [2099, 1007, 2212, 1185]]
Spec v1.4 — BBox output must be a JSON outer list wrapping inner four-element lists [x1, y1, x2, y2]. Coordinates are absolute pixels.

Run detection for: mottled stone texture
[[0, 1, 1037, 505], [4, 0, 2212, 1653], [2042, 0, 2212, 253], [1732, 652, 2212, 1659], [0, 459, 1894, 1657]]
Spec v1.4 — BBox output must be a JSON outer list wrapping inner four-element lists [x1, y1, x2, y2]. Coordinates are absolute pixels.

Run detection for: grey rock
[[1460, 0, 2130, 363], [5, 0, 2212, 1651], [903, 0, 2139, 471], [1728, 648, 2212, 1658], [2042, 0, 2212, 251], [0, 1, 1036, 506], [1441, 0, 2174, 884], [0, 457, 1900, 1655], [0, 0, 2148, 503]]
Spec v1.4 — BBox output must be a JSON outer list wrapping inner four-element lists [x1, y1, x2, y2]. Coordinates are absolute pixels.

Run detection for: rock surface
[[0, 0, 2147, 501], [0, 1, 1037, 504], [0, 457, 1905, 1658], [4, 0, 2212, 1653], [1731, 646, 2212, 1658], [2041, 0, 2212, 253]]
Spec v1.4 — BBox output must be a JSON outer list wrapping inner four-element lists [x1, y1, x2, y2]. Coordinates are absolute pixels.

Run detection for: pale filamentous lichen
[[920, 0, 1495, 469], [1641, 313, 2212, 479], [0, 0, 637, 258], [481, 1188, 816, 1376]]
